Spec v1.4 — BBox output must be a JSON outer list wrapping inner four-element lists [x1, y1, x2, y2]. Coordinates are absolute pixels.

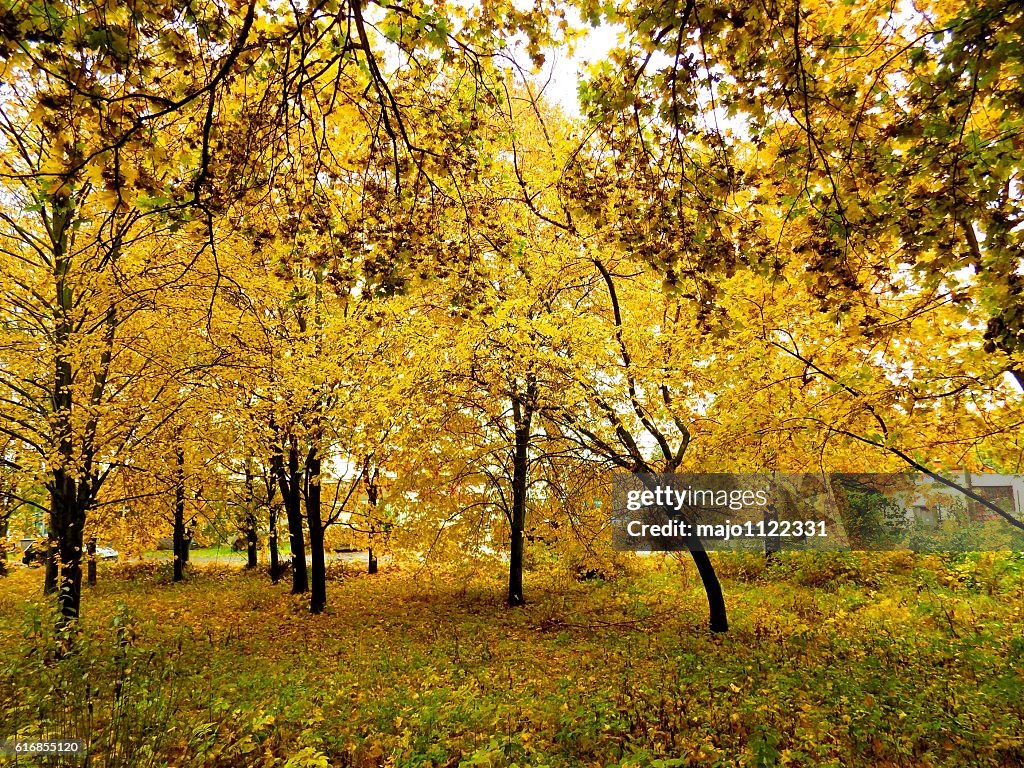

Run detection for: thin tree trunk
[[87, 537, 97, 586], [173, 444, 186, 583], [507, 398, 532, 607], [366, 473, 379, 575], [277, 437, 308, 594], [305, 446, 326, 613], [243, 462, 258, 569], [245, 515, 258, 569], [288, 440, 308, 594], [269, 505, 281, 583]]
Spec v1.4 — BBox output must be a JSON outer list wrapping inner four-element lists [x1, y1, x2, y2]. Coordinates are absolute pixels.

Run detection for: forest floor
[[1, 552, 1023, 767], [140, 546, 375, 566]]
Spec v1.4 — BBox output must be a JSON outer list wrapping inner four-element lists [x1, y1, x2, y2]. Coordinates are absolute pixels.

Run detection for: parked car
[[20, 540, 119, 565]]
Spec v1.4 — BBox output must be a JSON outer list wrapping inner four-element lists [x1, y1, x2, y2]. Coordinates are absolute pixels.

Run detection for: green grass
[[142, 545, 248, 564], [1, 552, 1023, 767]]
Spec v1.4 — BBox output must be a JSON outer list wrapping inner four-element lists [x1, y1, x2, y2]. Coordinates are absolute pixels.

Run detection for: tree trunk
[[173, 444, 186, 583], [277, 438, 308, 594], [50, 213, 83, 626], [87, 537, 97, 586], [507, 399, 532, 607], [690, 544, 728, 632], [50, 474, 84, 625], [245, 515, 258, 569], [365, 473, 379, 575], [305, 447, 326, 614], [243, 462, 258, 569], [508, 522, 525, 607], [638, 475, 729, 633], [269, 505, 281, 583]]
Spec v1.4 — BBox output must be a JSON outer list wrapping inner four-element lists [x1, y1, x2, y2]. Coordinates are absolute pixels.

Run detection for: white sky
[[513, 22, 622, 117]]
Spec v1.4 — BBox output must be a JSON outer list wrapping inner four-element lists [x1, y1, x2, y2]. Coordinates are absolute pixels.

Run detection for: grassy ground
[[142, 546, 249, 564], [1, 552, 1023, 767], [141, 547, 373, 566]]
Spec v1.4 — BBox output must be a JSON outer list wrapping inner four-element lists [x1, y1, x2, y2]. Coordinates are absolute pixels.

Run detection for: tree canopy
[[0, 0, 1022, 630]]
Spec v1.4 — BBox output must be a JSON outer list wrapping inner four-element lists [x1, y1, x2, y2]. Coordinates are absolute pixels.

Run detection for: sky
[[519, 22, 622, 117]]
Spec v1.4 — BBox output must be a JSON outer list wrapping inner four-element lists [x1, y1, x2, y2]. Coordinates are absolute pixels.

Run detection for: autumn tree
[[0, 0, 274, 623], [484, 75, 735, 628]]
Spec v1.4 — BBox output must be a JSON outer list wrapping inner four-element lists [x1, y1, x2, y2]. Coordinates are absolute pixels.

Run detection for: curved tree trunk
[[637, 474, 729, 632], [689, 544, 728, 632], [278, 437, 308, 594]]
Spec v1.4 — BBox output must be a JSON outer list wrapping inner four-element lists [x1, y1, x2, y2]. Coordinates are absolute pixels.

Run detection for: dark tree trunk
[[690, 545, 728, 632], [56, 528, 83, 625], [245, 515, 258, 569], [87, 537, 97, 586], [173, 444, 186, 583], [638, 475, 729, 633], [365, 473, 379, 575], [243, 462, 258, 569], [287, 440, 308, 594], [50, 223, 84, 626], [305, 447, 326, 614], [275, 437, 307, 594], [508, 524, 525, 606], [269, 505, 281, 583], [587, 260, 728, 632], [50, 474, 84, 625], [507, 399, 533, 607], [265, 456, 282, 583]]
